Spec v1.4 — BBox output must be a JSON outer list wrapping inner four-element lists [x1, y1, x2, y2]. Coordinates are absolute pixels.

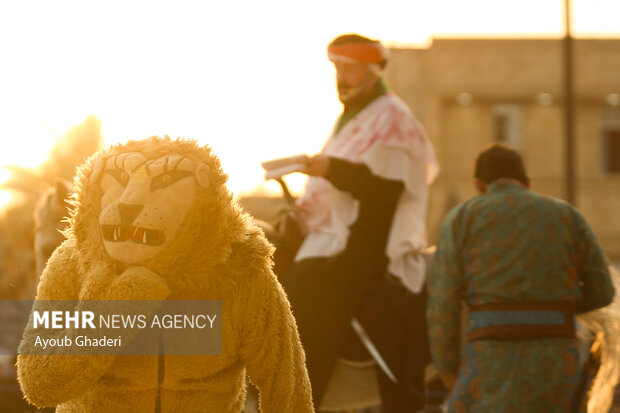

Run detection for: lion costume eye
[[107, 169, 129, 186], [150, 170, 193, 191]]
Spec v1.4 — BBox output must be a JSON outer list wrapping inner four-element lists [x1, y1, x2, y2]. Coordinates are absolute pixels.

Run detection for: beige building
[[385, 38, 620, 258]]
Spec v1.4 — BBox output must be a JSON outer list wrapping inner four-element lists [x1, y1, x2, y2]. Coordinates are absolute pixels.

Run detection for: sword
[[351, 317, 398, 384]]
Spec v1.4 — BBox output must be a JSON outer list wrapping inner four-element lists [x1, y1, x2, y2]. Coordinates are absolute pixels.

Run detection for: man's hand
[[440, 372, 458, 391], [302, 154, 330, 177]]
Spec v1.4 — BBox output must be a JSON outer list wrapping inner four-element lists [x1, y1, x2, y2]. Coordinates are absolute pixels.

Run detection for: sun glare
[[0, 167, 10, 184], [0, 117, 57, 169], [1, 0, 618, 198], [0, 169, 21, 212], [0, 168, 12, 211], [0, 190, 14, 211]]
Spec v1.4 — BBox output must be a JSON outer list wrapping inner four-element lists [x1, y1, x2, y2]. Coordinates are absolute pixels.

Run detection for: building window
[[603, 130, 620, 173], [492, 104, 523, 150], [602, 107, 620, 174]]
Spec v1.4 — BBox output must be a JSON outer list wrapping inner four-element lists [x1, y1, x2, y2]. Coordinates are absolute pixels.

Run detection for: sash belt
[[466, 301, 576, 342]]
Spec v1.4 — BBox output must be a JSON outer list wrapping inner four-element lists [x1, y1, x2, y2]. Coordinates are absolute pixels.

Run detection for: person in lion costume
[[17, 136, 315, 413]]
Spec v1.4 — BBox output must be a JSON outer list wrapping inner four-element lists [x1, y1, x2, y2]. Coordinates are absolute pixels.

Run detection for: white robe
[[295, 91, 438, 293]]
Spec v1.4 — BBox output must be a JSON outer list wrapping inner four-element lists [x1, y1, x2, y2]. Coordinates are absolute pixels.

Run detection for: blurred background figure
[[0, 115, 102, 413], [33, 178, 72, 284], [0, 115, 102, 300], [283, 33, 438, 413], [427, 144, 615, 412]]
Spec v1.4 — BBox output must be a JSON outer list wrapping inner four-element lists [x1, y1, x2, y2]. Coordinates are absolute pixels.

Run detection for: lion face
[[96, 151, 203, 264]]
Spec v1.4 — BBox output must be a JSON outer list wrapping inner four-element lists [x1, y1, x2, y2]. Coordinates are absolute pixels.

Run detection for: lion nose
[[119, 203, 143, 226]]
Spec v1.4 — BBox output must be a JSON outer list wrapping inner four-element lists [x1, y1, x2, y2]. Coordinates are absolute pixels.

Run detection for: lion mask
[[67, 136, 250, 292]]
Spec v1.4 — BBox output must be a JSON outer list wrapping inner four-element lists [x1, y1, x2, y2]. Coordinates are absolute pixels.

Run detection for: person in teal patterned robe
[[427, 144, 614, 413]]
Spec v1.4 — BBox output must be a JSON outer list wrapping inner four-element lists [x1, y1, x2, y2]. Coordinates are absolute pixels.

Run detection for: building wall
[[385, 38, 620, 258]]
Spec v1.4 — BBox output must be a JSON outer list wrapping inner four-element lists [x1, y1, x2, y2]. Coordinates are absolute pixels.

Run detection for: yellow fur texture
[[17, 136, 315, 412]]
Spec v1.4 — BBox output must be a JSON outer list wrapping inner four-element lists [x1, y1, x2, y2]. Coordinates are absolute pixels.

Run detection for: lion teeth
[[103, 225, 160, 244]]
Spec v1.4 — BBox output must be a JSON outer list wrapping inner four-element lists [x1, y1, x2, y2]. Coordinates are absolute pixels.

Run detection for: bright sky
[[0, 0, 618, 204]]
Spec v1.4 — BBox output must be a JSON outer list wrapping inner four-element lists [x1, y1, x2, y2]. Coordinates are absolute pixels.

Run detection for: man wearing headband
[[285, 34, 438, 412], [427, 144, 614, 412], [327, 34, 387, 104]]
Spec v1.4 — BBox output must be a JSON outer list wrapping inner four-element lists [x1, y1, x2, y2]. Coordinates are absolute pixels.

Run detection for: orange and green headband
[[327, 41, 387, 64]]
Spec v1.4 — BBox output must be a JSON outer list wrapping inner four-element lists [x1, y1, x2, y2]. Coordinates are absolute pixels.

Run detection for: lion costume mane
[[17, 137, 314, 412]]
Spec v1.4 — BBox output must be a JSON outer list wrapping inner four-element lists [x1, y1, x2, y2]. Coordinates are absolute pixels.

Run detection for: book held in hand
[[261, 154, 308, 180]]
